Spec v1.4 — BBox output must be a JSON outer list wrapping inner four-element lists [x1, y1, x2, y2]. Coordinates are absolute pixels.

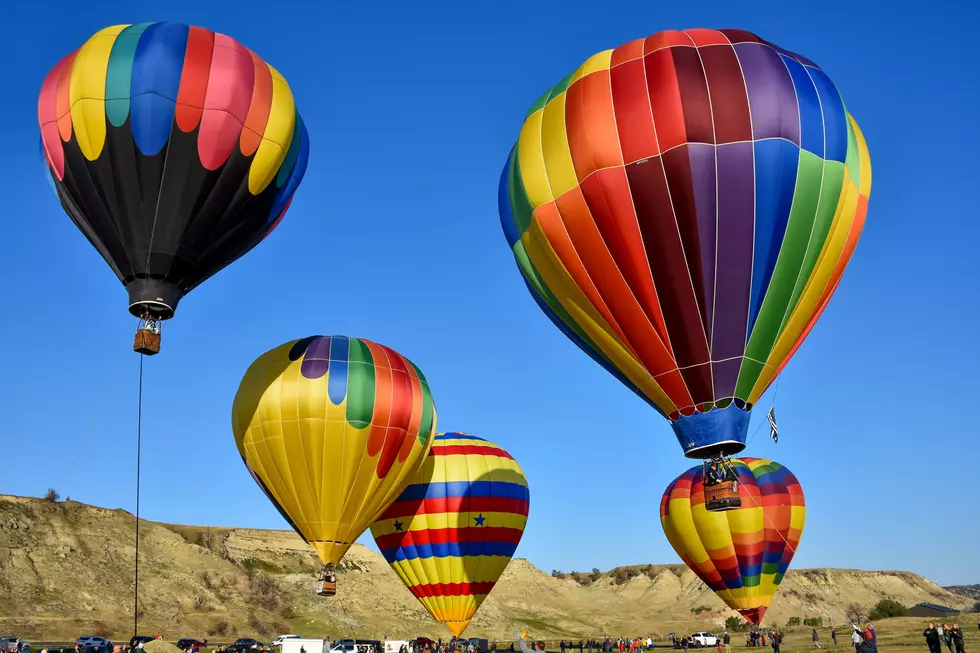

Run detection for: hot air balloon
[[370, 432, 530, 637], [498, 28, 871, 461], [38, 22, 310, 354], [660, 458, 805, 625], [233, 335, 437, 595]]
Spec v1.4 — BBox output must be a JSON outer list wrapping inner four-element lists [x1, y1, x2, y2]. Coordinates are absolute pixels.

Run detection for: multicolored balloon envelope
[[233, 336, 436, 573], [39, 22, 310, 320], [370, 433, 530, 637], [660, 458, 805, 624], [498, 28, 871, 458]]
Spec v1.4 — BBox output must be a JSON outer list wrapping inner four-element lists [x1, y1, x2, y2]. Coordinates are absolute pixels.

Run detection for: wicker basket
[[133, 330, 161, 356], [704, 482, 741, 511]]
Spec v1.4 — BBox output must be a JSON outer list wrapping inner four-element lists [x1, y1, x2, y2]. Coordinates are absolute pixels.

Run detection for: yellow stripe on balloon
[[374, 510, 528, 537], [69, 25, 127, 161], [517, 110, 554, 207], [540, 92, 578, 198], [248, 63, 296, 195], [521, 219, 679, 415], [569, 50, 613, 85], [391, 555, 512, 585], [852, 116, 872, 198]]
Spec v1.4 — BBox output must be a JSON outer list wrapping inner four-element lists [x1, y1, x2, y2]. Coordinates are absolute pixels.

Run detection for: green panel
[[411, 362, 435, 445], [525, 70, 575, 118], [762, 562, 781, 575], [735, 151, 825, 399], [773, 572, 786, 585], [105, 23, 153, 127], [781, 162, 845, 338], [345, 337, 376, 429], [741, 574, 762, 588], [508, 148, 534, 236]]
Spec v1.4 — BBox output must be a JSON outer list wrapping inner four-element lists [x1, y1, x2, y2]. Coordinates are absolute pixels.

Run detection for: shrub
[[43, 489, 60, 503], [804, 617, 823, 627], [845, 603, 866, 624], [787, 617, 802, 627], [868, 598, 907, 620], [201, 571, 215, 590], [551, 570, 563, 578], [194, 595, 214, 612], [247, 612, 268, 634], [92, 622, 111, 637], [249, 573, 280, 611], [592, 567, 600, 574], [973, 601, 980, 613], [691, 606, 711, 615], [207, 618, 230, 637], [725, 616, 746, 632]]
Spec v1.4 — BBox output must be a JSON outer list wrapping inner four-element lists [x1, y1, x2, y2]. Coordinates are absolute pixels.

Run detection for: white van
[[281, 639, 330, 653]]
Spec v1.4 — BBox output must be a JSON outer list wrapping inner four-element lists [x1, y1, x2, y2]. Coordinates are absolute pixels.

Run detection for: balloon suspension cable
[[337, 592, 357, 640], [58, 355, 130, 492], [134, 352, 144, 638], [737, 475, 857, 630]]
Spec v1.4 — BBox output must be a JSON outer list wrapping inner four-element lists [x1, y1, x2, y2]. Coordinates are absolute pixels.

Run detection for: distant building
[[907, 603, 960, 618]]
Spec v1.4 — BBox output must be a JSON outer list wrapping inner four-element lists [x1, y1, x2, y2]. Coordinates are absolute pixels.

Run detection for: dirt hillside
[[0, 495, 971, 642]]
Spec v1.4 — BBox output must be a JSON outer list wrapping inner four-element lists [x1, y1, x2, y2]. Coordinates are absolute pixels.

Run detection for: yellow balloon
[[232, 335, 437, 569]]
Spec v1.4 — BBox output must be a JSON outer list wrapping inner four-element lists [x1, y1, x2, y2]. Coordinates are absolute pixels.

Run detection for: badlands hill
[[0, 495, 972, 641]]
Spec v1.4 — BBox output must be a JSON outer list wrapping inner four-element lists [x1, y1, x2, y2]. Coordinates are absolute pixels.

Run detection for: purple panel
[[301, 335, 331, 379], [710, 142, 755, 398], [688, 143, 717, 332], [711, 358, 743, 401], [734, 43, 800, 144]]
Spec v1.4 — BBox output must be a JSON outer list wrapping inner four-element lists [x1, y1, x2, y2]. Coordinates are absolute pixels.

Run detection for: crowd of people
[[923, 623, 966, 653]]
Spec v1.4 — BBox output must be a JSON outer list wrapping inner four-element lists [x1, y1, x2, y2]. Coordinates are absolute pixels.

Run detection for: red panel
[[175, 26, 214, 133], [610, 58, 660, 161], [643, 47, 686, 152], [566, 68, 621, 179], [399, 358, 424, 463], [408, 581, 495, 598], [198, 33, 255, 169], [376, 345, 413, 478], [55, 52, 76, 142], [380, 497, 529, 519], [699, 44, 752, 143], [429, 445, 514, 459], [643, 30, 694, 54], [365, 340, 394, 458], [671, 46, 714, 144], [610, 38, 645, 67], [684, 28, 731, 46], [240, 49, 273, 156], [555, 186, 677, 378]]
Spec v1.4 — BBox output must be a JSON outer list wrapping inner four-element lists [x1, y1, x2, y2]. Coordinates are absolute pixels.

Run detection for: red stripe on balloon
[[39, 51, 76, 180], [175, 26, 214, 133], [380, 496, 529, 519], [240, 49, 272, 156], [429, 445, 513, 459], [375, 526, 525, 551], [408, 581, 496, 599], [199, 33, 254, 170], [55, 51, 77, 143]]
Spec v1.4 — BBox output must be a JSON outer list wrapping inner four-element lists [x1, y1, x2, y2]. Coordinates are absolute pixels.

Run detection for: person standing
[[950, 624, 964, 653], [723, 632, 731, 653], [832, 630, 837, 647], [770, 631, 781, 653], [813, 630, 821, 649], [925, 624, 942, 653], [943, 625, 955, 653]]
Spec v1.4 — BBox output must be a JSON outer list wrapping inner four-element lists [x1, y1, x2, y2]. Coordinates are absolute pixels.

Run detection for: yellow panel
[[248, 64, 295, 194], [516, 110, 554, 207], [569, 50, 613, 85], [539, 92, 579, 197], [69, 26, 127, 161]]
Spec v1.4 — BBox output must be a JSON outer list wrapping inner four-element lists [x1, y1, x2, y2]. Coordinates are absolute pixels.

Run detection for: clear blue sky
[[2, 0, 978, 588]]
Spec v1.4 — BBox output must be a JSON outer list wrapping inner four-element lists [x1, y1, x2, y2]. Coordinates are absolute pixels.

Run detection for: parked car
[[688, 633, 718, 648], [1, 637, 32, 653], [130, 638, 156, 650], [234, 642, 265, 650], [272, 637, 302, 649], [77, 638, 113, 650], [177, 640, 207, 651]]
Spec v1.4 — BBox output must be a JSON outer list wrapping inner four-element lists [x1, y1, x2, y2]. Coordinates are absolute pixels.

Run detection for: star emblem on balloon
[[393, 520, 404, 532], [474, 514, 486, 526]]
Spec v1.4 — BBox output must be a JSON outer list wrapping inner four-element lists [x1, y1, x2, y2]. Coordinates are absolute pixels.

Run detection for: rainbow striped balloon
[[38, 22, 309, 319], [499, 28, 871, 458], [371, 433, 530, 637], [660, 458, 805, 625]]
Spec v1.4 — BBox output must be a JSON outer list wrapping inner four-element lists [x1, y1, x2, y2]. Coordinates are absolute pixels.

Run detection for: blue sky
[[2, 0, 978, 588]]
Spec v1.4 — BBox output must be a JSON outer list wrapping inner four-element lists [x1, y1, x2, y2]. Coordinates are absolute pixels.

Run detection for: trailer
[[280, 639, 330, 653]]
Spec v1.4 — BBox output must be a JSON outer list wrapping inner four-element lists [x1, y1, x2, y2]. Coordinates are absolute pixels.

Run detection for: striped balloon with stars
[[370, 433, 530, 637]]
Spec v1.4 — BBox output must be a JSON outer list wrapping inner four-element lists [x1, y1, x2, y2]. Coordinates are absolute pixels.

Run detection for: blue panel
[[131, 22, 188, 156], [670, 404, 751, 456], [498, 151, 520, 247], [385, 540, 519, 562], [780, 54, 824, 158], [433, 433, 486, 442], [747, 139, 800, 334], [396, 480, 530, 502], [269, 112, 310, 220], [808, 67, 848, 163], [327, 336, 350, 405]]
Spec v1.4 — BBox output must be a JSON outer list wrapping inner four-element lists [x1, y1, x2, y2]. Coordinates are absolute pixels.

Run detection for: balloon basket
[[704, 482, 741, 512], [316, 563, 336, 597], [133, 330, 161, 356]]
